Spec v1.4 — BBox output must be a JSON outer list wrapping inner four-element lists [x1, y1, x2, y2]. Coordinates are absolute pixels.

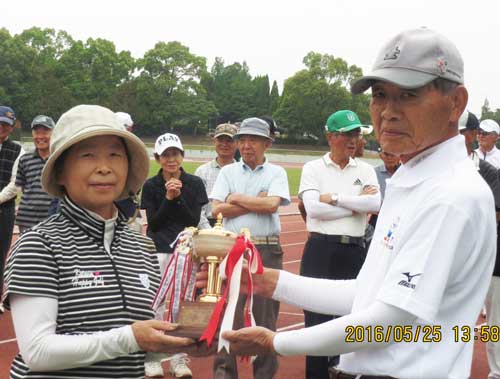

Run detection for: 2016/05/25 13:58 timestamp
[[344, 325, 500, 343]]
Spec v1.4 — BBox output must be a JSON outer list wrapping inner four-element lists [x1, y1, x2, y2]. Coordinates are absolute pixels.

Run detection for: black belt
[[310, 232, 365, 248], [329, 368, 396, 379]]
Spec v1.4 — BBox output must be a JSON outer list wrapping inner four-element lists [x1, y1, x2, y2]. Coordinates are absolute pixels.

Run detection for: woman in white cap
[[141, 132, 208, 377], [2, 105, 201, 379]]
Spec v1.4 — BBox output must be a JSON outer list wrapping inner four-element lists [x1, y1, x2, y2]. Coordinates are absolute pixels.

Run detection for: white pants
[[485, 276, 500, 379]]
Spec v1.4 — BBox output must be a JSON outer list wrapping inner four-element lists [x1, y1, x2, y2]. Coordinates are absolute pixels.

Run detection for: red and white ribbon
[[151, 230, 199, 322], [199, 235, 263, 351]]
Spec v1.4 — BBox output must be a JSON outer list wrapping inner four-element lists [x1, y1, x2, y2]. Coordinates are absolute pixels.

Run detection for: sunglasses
[[478, 130, 497, 136]]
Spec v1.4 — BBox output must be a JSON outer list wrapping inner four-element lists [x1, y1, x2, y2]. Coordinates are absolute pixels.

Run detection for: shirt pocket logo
[[139, 273, 150, 289]]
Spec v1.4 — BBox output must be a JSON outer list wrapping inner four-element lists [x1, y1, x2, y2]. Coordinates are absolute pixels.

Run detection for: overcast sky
[[3, 0, 498, 115]]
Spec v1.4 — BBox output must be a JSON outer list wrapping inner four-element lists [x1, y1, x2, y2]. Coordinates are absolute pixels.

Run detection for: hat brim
[[335, 125, 362, 133], [234, 131, 274, 141], [351, 68, 437, 94], [42, 126, 150, 200], [214, 132, 235, 139], [0, 117, 14, 126], [361, 125, 373, 135]]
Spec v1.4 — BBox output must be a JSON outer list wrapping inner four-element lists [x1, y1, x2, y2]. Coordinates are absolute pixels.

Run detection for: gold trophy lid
[[195, 213, 237, 238]]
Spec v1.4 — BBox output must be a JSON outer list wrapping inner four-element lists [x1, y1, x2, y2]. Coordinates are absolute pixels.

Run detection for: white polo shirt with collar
[[339, 135, 496, 378], [475, 145, 500, 169], [298, 153, 378, 237]]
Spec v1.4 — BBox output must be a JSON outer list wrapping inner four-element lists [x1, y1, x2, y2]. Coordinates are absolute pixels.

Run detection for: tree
[[269, 80, 280, 114], [136, 41, 216, 135], [275, 51, 369, 142]]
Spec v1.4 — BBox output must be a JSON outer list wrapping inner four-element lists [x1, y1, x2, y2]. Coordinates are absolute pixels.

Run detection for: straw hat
[[41, 104, 150, 199]]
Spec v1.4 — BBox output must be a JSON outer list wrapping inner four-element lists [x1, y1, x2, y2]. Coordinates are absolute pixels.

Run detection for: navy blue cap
[[0, 106, 16, 126]]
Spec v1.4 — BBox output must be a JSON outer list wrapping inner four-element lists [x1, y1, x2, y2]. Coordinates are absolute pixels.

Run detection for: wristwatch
[[330, 193, 339, 206]]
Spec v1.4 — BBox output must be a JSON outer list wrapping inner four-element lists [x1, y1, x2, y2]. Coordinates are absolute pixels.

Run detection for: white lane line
[[280, 230, 307, 235], [277, 322, 304, 332], [283, 259, 301, 265], [280, 312, 304, 316], [281, 242, 305, 248], [0, 338, 16, 345]]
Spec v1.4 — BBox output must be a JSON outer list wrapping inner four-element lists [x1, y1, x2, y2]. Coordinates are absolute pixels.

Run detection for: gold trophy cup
[[171, 214, 243, 339]]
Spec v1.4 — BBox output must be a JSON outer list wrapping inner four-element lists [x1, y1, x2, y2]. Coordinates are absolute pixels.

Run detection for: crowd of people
[[0, 26, 499, 379]]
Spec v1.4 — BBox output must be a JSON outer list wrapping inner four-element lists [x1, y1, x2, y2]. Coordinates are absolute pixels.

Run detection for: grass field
[[149, 161, 302, 196]]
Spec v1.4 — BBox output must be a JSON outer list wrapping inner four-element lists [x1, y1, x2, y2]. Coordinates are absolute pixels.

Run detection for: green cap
[[325, 110, 364, 133]]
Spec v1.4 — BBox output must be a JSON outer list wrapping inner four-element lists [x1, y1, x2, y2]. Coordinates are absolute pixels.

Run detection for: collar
[[322, 153, 358, 169], [478, 145, 500, 157], [211, 158, 236, 169], [469, 151, 481, 170], [389, 134, 468, 188], [60, 196, 126, 243], [240, 158, 267, 171]]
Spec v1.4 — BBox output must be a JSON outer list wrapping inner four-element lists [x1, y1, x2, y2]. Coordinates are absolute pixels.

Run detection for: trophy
[[152, 214, 261, 347], [172, 215, 239, 339]]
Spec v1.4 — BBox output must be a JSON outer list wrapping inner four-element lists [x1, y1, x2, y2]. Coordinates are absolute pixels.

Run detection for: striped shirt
[[4, 197, 161, 379], [15, 150, 53, 228]]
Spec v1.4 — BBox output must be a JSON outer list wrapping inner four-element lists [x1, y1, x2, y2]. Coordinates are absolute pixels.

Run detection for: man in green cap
[[297, 109, 380, 378]]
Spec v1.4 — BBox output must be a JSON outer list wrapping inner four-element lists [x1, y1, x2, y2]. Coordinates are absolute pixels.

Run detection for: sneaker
[[145, 360, 164, 378], [168, 353, 192, 378]]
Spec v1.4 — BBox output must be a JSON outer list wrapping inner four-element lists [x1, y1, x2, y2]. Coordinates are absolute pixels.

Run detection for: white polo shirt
[[298, 154, 378, 237], [475, 145, 500, 169], [339, 135, 496, 377]]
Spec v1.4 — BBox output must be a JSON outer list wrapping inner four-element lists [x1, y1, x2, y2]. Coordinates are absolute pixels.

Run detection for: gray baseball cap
[[234, 117, 273, 141], [351, 28, 464, 94], [31, 115, 55, 129]]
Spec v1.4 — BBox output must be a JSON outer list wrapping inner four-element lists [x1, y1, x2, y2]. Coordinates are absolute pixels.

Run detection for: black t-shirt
[[141, 168, 208, 253]]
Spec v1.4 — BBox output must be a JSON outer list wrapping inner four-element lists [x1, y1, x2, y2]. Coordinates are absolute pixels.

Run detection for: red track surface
[[0, 202, 490, 378]]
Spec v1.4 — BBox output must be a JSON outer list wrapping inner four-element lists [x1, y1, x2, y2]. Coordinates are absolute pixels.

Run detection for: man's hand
[[319, 193, 333, 204], [360, 185, 378, 195], [131, 320, 194, 353], [165, 178, 182, 200], [222, 327, 276, 356]]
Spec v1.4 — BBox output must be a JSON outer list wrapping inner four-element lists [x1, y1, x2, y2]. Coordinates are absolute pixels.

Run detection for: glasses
[[336, 130, 361, 139], [478, 130, 497, 136]]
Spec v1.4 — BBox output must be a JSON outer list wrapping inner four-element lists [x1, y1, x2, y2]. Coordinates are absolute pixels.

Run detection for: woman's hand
[[131, 320, 194, 353], [165, 178, 182, 200]]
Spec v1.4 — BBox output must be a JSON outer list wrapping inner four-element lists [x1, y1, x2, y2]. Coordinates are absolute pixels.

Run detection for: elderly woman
[[2, 105, 198, 379]]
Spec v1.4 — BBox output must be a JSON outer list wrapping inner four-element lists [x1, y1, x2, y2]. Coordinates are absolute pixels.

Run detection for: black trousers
[[300, 235, 366, 379], [0, 202, 15, 299]]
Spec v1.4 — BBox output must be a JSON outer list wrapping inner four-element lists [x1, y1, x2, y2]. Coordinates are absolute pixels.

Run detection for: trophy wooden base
[[167, 301, 217, 340]]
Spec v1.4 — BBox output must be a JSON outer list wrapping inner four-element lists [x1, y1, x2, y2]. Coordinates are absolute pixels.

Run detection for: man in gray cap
[[211, 28, 496, 379], [15, 115, 55, 233], [210, 117, 290, 379]]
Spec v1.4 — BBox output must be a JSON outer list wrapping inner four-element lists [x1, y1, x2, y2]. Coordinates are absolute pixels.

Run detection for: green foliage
[[275, 52, 370, 142]]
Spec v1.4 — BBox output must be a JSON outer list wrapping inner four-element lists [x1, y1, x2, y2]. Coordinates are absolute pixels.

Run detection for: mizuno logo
[[402, 272, 422, 283], [398, 272, 422, 290]]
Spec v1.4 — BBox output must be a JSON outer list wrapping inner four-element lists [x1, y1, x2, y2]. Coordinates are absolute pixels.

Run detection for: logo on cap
[[5, 111, 14, 120], [437, 58, 447, 75], [347, 112, 356, 122], [384, 46, 401, 60]]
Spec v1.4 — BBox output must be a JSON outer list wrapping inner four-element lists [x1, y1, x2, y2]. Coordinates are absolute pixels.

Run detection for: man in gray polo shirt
[[16, 115, 55, 233], [210, 117, 290, 379]]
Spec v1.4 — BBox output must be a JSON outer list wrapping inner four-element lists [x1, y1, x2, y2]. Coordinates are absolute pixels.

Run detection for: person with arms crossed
[[299, 110, 380, 379], [210, 117, 290, 379], [208, 28, 496, 379]]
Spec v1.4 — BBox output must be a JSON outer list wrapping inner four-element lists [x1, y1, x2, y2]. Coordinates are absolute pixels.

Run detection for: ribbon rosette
[[151, 229, 199, 322], [199, 235, 263, 352]]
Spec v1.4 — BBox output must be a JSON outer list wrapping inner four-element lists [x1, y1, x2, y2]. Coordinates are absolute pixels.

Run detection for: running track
[[0, 200, 490, 378]]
